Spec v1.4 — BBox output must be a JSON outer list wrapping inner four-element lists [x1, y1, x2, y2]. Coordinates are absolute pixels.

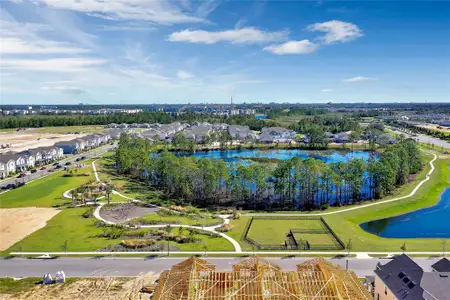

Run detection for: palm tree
[[105, 183, 115, 205], [69, 189, 78, 207]]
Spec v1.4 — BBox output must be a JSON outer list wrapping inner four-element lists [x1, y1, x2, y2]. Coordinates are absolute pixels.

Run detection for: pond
[[360, 188, 450, 238], [177, 149, 376, 164]]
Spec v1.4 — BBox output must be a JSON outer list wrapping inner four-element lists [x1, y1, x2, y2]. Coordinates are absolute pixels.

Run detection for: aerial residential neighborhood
[[1, 0, 450, 299]]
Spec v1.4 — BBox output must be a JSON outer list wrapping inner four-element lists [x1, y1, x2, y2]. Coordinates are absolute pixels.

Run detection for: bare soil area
[[0, 132, 87, 153], [99, 203, 159, 224], [0, 272, 158, 300], [0, 207, 60, 251]]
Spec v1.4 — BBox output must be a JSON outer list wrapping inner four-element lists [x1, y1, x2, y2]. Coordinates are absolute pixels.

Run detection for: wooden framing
[[152, 256, 372, 300]]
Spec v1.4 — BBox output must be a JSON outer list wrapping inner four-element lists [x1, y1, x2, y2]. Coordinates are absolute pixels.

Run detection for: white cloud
[[263, 40, 318, 55], [307, 20, 363, 44], [321, 89, 333, 92], [168, 27, 288, 44], [1, 58, 107, 72], [342, 76, 379, 83], [177, 70, 195, 79], [27, 0, 206, 24], [1, 37, 89, 54], [41, 86, 86, 95]]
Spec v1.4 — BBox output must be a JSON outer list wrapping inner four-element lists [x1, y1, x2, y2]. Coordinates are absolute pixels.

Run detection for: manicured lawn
[[324, 156, 450, 251], [168, 228, 234, 251], [29, 125, 105, 134], [246, 219, 324, 245], [2, 208, 232, 255], [96, 154, 165, 202], [2, 208, 119, 255], [137, 213, 222, 227], [0, 165, 94, 208]]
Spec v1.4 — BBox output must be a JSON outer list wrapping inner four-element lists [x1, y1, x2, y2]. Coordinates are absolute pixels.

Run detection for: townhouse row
[[0, 133, 112, 179], [0, 146, 63, 179]]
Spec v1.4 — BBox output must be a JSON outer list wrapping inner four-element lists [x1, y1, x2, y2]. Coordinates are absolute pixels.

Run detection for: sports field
[[245, 217, 344, 250]]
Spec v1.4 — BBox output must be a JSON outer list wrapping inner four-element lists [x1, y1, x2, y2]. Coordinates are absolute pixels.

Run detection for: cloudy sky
[[1, 0, 449, 104]]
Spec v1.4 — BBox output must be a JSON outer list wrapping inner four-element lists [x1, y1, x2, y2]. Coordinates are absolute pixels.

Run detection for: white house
[[259, 127, 296, 143], [22, 154, 36, 169]]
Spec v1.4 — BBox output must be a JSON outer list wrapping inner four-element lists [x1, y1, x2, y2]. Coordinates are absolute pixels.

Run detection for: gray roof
[[0, 152, 20, 163], [375, 254, 424, 300], [421, 272, 450, 300], [431, 258, 450, 272]]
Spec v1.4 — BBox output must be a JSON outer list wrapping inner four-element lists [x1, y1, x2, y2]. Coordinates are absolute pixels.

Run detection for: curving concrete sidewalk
[[79, 152, 437, 254], [246, 152, 438, 217], [88, 160, 242, 252]]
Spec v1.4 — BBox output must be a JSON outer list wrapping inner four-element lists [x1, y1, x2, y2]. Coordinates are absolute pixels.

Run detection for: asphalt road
[[0, 257, 442, 278], [0, 144, 116, 189], [388, 126, 450, 150]]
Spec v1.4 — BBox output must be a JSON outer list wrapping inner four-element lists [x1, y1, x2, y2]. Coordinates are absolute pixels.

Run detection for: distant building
[[259, 127, 296, 143]]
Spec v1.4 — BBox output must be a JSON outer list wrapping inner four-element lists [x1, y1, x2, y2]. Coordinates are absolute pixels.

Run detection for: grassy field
[[0, 165, 94, 208], [227, 153, 450, 252], [1, 207, 233, 255], [324, 156, 450, 252], [246, 218, 325, 245], [137, 213, 222, 227]]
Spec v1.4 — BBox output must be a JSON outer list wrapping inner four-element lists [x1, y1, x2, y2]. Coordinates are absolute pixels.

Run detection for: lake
[[360, 188, 450, 238], [178, 149, 376, 164]]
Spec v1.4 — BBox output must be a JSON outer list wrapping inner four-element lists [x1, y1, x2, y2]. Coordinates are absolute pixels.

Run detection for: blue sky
[[1, 0, 449, 104]]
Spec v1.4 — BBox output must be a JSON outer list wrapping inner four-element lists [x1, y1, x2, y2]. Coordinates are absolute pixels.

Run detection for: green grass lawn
[[0, 165, 94, 208], [2, 208, 120, 255], [96, 154, 166, 203], [137, 213, 222, 226], [246, 219, 324, 245], [29, 125, 105, 134], [324, 156, 450, 252], [2, 208, 232, 255]]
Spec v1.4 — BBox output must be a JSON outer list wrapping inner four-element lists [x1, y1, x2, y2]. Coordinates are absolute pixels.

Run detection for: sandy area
[[418, 124, 450, 133], [0, 207, 60, 251], [0, 132, 87, 153], [0, 272, 158, 300], [100, 203, 159, 224]]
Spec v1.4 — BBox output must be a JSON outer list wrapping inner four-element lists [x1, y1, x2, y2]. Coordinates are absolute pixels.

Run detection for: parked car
[[53, 162, 59, 166], [81, 156, 87, 160], [40, 166, 47, 170], [55, 164, 62, 169], [65, 162, 72, 166], [5, 183, 16, 189], [17, 173, 26, 178], [30, 169, 37, 174], [75, 157, 82, 162], [48, 169, 54, 172]]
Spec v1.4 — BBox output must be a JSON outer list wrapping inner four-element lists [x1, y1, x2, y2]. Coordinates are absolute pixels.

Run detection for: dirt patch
[[0, 132, 87, 153], [99, 203, 159, 224], [0, 272, 158, 300], [0, 208, 60, 251]]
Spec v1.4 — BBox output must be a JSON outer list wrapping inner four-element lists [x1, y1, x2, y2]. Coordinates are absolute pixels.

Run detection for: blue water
[[360, 188, 450, 238], [177, 149, 376, 164]]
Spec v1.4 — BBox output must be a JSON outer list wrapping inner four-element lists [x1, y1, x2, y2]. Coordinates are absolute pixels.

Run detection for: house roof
[[431, 258, 450, 272], [421, 272, 450, 300], [375, 254, 424, 300], [0, 152, 20, 163]]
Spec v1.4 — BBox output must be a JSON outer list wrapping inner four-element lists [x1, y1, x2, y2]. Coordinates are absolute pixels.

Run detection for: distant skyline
[[1, 0, 449, 104]]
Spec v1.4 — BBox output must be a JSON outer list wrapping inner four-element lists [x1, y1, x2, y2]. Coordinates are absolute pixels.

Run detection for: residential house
[[228, 125, 257, 141], [118, 123, 129, 129], [431, 258, 450, 272], [21, 153, 36, 169], [258, 127, 296, 143], [0, 154, 16, 178], [182, 125, 212, 143], [21, 148, 44, 166], [374, 254, 450, 300], [55, 139, 83, 154], [40, 146, 62, 163], [333, 132, 351, 143], [2, 152, 27, 172], [105, 129, 127, 140]]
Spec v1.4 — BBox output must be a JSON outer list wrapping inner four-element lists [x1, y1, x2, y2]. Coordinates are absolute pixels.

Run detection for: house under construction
[[152, 256, 372, 299]]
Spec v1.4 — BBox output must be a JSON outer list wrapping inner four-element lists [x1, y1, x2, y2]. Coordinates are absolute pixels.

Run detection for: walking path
[[245, 152, 437, 217], [54, 151, 438, 256]]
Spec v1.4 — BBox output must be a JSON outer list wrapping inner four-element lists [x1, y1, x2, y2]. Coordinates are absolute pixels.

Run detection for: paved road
[[0, 144, 115, 189], [0, 257, 442, 278], [388, 126, 450, 150]]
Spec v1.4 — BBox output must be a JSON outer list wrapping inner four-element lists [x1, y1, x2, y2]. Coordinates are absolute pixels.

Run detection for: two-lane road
[[0, 257, 442, 278]]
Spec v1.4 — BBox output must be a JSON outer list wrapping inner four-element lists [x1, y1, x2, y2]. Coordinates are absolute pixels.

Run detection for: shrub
[[233, 211, 241, 220], [101, 226, 125, 239], [216, 224, 233, 232], [120, 239, 157, 248], [82, 207, 95, 218]]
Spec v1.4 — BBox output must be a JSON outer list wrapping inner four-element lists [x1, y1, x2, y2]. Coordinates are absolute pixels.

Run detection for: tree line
[[115, 133, 423, 211]]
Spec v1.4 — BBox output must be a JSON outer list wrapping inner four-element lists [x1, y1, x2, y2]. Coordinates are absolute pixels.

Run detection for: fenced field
[[242, 216, 345, 251]]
